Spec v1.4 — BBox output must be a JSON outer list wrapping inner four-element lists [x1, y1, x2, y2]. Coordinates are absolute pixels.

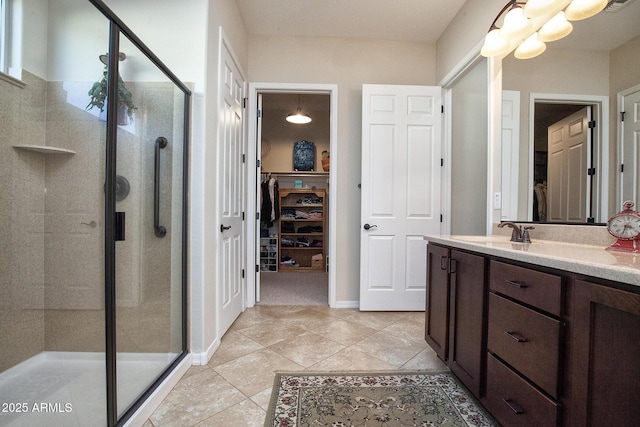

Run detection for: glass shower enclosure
[[0, 1, 189, 426]]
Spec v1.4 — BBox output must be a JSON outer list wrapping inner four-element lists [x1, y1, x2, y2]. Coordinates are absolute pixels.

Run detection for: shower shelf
[[13, 145, 76, 155]]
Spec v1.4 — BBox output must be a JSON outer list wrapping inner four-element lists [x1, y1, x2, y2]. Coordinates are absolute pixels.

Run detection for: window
[[0, 0, 10, 74]]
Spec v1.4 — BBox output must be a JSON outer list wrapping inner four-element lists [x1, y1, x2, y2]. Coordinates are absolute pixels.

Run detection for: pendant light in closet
[[286, 95, 312, 124]]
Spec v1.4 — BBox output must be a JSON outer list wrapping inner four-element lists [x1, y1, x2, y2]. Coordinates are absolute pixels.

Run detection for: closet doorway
[[247, 84, 338, 307]]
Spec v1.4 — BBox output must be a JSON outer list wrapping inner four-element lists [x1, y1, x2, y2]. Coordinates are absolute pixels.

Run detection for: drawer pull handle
[[504, 331, 527, 343], [506, 280, 528, 289], [503, 398, 525, 414]]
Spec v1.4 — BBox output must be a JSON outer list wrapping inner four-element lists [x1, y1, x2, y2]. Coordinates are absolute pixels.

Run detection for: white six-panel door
[[360, 84, 442, 311], [547, 107, 590, 222], [620, 88, 640, 206], [218, 38, 245, 336]]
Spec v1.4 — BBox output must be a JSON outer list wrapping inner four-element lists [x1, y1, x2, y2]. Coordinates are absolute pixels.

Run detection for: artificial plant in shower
[[86, 52, 137, 125]]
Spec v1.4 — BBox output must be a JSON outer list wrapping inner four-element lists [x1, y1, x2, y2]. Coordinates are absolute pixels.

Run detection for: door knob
[[363, 223, 377, 230], [220, 224, 232, 233]]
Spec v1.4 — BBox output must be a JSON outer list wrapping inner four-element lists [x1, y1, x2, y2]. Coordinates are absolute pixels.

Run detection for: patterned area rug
[[265, 371, 497, 427]]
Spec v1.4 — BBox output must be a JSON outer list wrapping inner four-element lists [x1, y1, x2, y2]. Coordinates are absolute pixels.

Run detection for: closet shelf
[[13, 145, 76, 155]]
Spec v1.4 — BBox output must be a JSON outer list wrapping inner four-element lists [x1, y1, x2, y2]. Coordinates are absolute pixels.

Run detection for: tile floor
[[143, 305, 446, 426]]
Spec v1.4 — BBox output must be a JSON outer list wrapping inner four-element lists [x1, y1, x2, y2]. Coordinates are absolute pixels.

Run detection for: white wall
[[249, 36, 436, 303]]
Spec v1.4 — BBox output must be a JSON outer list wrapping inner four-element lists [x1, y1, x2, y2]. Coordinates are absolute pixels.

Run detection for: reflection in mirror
[[501, 0, 640, 224]]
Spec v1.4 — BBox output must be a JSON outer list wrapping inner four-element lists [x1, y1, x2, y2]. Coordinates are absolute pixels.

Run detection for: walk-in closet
[[258, 93, 330, 305]]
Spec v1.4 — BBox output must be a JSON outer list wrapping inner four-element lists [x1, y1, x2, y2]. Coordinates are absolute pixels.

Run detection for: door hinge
[[257, 109, 262, 118], [243, 97, 248, 108], [441, 105, 444, 114], [587, 167, 596, 176], [255, 264, 259, 273], [621, 164, 625, 173], [242, 212, 245, 221], [242, 153, 246, 163], [440, 214, 443, 223], [256, 159, 261, 167], [242, 269, 245, 278], [440, 158, 444, 167], [588, 120, 596, 129], [256, 212, 260, 220], [621, 111, 626, 122]]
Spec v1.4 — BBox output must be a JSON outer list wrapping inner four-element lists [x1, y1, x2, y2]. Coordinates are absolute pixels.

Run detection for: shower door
[[110, 32, 188, 419]]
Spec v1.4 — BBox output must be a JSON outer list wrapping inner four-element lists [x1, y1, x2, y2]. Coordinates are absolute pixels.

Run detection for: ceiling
[[236, 0, 640, 50], [235, 0, 467, 44]]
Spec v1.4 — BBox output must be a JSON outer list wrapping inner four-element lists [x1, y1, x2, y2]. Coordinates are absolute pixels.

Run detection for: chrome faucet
[[498, 221, 534, 243]]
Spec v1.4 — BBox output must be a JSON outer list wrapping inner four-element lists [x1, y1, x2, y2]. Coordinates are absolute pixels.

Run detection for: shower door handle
[[154, 136, 168, 238]]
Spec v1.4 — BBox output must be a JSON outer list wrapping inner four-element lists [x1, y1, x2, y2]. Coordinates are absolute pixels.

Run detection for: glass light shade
[[481, 29, 512, 57], [286, 112, 312, 124], [499, 7, 533, 41], [538, 11, 573, 42], [523, 0, 565, 18], [564, 0, 607, 21], [514, 33, 547, 59]]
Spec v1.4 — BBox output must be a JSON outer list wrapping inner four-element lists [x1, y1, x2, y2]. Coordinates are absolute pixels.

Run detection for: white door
[[620, 88, 640, 206], [547, 107, 590, 222], [255, 93, 263, 302], [218, 39, 245, 335], [360, 84, 442, 311], [501, 91, 520, 221]]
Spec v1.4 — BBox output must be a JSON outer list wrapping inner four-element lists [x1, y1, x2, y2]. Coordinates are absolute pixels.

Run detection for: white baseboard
[[332, 300, 359, 309], [190, 337, 220, 365]]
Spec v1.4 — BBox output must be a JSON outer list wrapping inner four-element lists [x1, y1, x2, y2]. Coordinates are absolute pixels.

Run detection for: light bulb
[[500, 7, 533, 41], [523, 0, 565, 18], [514, 33, 547, 59], [538, 11, 573, 42], [481, 29, 511, 57], [564, 0, 607, 21]]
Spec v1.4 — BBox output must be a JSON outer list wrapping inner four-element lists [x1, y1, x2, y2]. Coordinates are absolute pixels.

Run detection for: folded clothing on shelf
[[297, 225, 323, 233]]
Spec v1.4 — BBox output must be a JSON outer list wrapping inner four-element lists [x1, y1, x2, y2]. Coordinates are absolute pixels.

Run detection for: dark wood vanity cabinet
[[425, 244, 486, 397], [566, 279, 640, 427], [484, 261, 563, 427], [425, 242, 640, 427]]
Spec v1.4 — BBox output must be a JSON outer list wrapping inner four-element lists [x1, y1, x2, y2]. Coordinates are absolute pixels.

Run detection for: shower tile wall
[[1, 71, 179, 372], [0, 71, 47, 371]]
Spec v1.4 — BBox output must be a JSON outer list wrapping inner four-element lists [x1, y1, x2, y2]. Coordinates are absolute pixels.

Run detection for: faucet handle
[[522, 226, 534, 243]]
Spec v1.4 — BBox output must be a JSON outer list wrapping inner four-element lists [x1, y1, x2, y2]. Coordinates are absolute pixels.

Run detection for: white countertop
[[425, 235, 640, 287]]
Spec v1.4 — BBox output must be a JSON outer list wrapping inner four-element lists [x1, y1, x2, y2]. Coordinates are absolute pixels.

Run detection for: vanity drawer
[[490, 260, 562, 315], [488, 293, 561, 398], [485, 353, 560, 427]]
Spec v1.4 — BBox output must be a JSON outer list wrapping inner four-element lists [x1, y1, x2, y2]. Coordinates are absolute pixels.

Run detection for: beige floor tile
[[400, 347, 447, 370], [213, 348, 304, 396], [269, 331, 345, 367], [149, 368, 245, 426], [380, 317, 428, 345], [309, 306, 359, 318], [274, 307, 339, 330], [403, 311, 426, 325], [237, 319, 307, 347], [250, 387, 274, 411], [195, 398, 266, 427], [351, 330, 427, 367], [311, 318, 378, 347], [208, 331, 264, 368], [341, 311, 407, 330], [307, 347, 396, 371], [227, 309, 274, 332]]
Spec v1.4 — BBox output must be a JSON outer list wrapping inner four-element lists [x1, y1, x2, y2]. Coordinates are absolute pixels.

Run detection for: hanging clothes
[[260, 175, 279, 227]]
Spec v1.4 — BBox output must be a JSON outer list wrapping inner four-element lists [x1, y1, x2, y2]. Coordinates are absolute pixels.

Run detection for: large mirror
[[501, 0, 640, 224]]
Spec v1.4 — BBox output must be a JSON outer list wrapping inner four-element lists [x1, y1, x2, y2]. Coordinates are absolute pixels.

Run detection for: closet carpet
[[259, 272, 328, 305]]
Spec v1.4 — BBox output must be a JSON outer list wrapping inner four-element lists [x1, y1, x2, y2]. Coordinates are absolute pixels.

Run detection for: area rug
[[264, 371, 496, 427]]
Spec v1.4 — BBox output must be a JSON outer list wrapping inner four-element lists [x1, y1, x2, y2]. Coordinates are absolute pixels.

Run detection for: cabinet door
[[425, 244, 450, 360], [448, 250, 486, 397], [569, 280, 640, 427]]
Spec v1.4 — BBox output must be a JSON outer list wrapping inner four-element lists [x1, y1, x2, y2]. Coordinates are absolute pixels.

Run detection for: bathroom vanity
[[424, 234, 640, 427]]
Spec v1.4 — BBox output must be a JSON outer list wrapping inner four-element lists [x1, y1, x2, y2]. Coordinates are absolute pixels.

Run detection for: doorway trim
[[246, 82, 338, 307], [529, 93, 609, 222]]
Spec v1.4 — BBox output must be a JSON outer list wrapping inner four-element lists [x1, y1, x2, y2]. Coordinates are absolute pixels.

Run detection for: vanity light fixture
[[286, 95, 312, 124], [481, 0, 607, 60]]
